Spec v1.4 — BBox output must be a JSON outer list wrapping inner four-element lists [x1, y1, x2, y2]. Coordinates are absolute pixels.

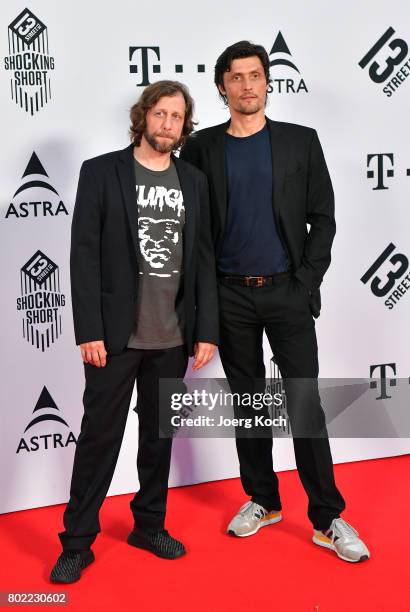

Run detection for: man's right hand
[[79, 340, 107, 367]]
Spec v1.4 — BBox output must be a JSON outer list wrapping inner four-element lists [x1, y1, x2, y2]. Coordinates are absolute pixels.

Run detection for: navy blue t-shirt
[[218, 124, 289, 275]]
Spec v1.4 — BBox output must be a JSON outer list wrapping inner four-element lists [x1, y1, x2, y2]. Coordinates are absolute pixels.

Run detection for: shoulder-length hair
[[129, 80, 196, 149]]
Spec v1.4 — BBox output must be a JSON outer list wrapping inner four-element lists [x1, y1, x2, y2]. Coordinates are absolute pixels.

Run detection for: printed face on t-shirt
[[138, 216, 180, 269]]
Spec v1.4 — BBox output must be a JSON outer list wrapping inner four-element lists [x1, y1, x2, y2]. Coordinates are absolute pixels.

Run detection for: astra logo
[[5, 152, 69, 219], [16, 250, 66, 351], [16, 386, 77, 453], [129, 46, 206, 87], [268, 31, 308, 94], [3, 9, 55, 114]]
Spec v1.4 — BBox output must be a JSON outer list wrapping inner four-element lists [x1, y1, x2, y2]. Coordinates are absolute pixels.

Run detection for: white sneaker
[[313, 517, 370, 562], [227, 501, 282, 537]]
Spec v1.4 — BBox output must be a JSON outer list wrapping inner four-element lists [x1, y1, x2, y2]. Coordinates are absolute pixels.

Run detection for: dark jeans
[[218, 274, 346, 531], [59, 345, 188, 551]]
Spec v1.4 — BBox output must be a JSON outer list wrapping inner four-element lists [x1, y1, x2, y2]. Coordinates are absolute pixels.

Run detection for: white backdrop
[[1, 0, 409, 513]]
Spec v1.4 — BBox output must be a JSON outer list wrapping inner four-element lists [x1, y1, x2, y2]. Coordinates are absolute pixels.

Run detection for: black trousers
[[59, 345, 188, 551], [218, 274, 346, 531]]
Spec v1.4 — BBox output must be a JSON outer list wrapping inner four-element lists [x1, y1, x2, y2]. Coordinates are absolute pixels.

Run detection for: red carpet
[[0, 455, 408, 611]]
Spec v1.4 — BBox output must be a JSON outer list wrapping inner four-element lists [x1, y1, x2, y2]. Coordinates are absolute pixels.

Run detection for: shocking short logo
[[5, 151, 69, 219], [16, 386, 77, 453], [268, 357, 290, 436], [16, 250, 66, 351], [4, 9, 55, 114]]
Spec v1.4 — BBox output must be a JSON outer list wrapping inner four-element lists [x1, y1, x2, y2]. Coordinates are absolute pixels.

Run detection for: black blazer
[[180, 117, 336, 317], [70, 144, 219, 356]]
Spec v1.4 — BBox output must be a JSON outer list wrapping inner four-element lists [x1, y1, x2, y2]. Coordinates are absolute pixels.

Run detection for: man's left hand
[[192, 342, 217, 370]]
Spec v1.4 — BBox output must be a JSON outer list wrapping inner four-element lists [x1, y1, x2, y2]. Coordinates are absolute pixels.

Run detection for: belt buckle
[[245, 276, 264, 287]]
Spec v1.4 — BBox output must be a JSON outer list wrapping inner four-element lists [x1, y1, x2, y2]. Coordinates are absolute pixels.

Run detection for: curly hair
[[130, 80, 196, 149]]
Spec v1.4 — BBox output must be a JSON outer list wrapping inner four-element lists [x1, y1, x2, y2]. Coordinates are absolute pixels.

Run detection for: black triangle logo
[[270, 31, 292, 56], [22, 151, 49, 179], [33, 386, 58, 413]]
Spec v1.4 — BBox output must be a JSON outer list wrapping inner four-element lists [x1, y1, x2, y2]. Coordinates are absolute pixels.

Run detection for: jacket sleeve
[[294, 130, 336, 292], [70, 160, 105, 345], [194, 172, 219, 346]]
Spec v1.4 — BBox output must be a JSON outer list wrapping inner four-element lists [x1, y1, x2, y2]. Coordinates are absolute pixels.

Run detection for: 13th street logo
[[17, 386, 77, 453], [359, 27, 410, 97], [5, 152, 69, 219], [361, 243, 410, 309], [4, 9, 55, 115], [17, 250, 66, 351], [269, 31, 308, 94]]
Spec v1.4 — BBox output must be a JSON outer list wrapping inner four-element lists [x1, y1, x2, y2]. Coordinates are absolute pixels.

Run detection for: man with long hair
[[180, 41, 370, 562], [50, 80, 218, 583]]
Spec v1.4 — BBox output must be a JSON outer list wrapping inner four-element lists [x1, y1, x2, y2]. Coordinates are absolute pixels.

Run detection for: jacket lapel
[[210, 121, 229, 234], [267, 118, 289, 225], [117, 144, 139, 260], [173, 155, 195, 270]]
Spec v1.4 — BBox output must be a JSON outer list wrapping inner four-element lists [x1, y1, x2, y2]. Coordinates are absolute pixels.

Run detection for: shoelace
[[327, 518, 359, 542], [239, 501, 267, 521]]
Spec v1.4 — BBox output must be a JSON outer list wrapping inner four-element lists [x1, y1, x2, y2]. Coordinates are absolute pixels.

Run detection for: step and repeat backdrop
[[0, 1, 409, 513]]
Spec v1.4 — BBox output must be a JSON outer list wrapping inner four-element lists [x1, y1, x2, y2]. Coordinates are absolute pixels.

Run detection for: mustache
[[155, 132, 176, 139]]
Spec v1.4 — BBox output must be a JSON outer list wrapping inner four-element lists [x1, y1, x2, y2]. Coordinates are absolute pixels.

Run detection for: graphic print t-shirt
[[127, 158, 185, 349]]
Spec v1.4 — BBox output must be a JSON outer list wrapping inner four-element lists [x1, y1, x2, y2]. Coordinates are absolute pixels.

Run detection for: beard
[[228, 97, 264, 115], [144, 128, 180, 153], [234, 96, 264, 115]]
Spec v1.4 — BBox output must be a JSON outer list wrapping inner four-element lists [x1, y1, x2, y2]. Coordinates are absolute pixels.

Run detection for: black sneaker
[[50, 550, 95, 583], [127, 528, 186, 559]]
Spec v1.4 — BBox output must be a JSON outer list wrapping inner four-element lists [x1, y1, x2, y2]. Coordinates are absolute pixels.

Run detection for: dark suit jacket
[[180, 117, 336, 317], [70, 144, 219, 356]]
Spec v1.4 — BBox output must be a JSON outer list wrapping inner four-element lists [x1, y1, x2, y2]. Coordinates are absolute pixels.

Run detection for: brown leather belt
[[219, 271, 291, 287]]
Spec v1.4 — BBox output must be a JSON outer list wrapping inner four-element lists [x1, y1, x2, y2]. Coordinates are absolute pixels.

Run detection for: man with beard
[[50, 80, 218, 583], [180, 41, 370, 562]]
